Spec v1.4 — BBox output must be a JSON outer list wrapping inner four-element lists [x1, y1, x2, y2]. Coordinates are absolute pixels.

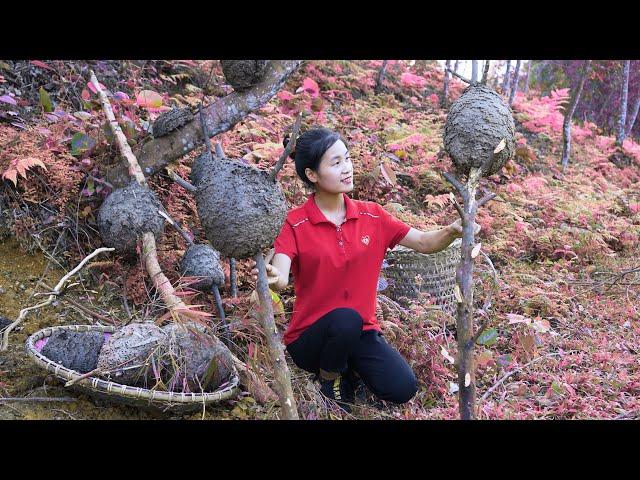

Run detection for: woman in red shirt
[[250, 128, 478, 413]]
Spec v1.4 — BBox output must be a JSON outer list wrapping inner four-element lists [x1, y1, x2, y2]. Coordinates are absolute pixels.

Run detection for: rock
[[180, 243, 225, 291], [220, 60, 268, 91], [96, 323, 167, 386], [97, 181, 165, 255], [444, 84, 515, 177], [196, 158, 287, 259], [152, 107, 193, 138], [40, 330, 105, 374]]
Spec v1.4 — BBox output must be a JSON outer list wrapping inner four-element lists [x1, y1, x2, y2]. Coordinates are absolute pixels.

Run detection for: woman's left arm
[[398, 219, 480, 254]]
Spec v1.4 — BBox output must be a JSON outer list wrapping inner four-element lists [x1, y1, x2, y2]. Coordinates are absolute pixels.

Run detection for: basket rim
[[25, 324, 240, 405]]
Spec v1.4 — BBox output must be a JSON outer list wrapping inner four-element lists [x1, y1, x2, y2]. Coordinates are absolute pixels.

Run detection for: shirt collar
[[304, 192, 359, 225]]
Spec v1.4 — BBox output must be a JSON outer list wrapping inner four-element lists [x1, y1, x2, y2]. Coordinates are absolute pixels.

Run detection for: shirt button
[[338, 240, 343, 246]]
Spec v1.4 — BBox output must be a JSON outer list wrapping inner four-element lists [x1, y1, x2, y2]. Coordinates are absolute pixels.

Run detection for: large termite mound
[[97, 181, 165, 255], [180, 243, 225, 291], [41, 330, 105, 374], [96, 323, 167, 386], [152, 107, 193, 137], [444, 84, 515, 176], [158, 322, 235, 392], [220, 60, 268, 91], [196, 158, 287, 259]]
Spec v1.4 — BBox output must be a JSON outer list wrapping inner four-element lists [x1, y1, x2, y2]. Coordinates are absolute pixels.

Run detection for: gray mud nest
[[196, 158, 287, 259], [180, 243, 225, 291], [159, 323, 235, 392], [97, 181, 165, 255], [190, 151, 215, 187], [220, 60, 268, 91], [444, 84, 515, 176], [96, 323, 167, 386], [152, 107, 193, 137]]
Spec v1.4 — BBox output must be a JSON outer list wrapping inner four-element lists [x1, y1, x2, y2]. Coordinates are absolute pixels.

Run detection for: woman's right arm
[[249, 251, 292, 292]]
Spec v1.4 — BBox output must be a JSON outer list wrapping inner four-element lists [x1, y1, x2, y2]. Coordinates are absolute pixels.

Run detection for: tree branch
[[446, 68, 474, 85], [271, 113, 302, 181], [106, 60, 303, 187]]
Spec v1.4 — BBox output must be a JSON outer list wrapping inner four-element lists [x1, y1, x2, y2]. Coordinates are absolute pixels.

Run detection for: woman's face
[[305, 140, 353, 194]]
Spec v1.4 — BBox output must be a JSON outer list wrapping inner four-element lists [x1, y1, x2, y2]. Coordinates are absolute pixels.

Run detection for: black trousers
[[286, 308, 418, 404]]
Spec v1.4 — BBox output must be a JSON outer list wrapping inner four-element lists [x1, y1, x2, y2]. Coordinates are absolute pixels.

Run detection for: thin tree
[[508, 60, 522, 106], [481, 60, 490, 85], [561, 60, 591, 169], [453, 60, 459, 74], [471, 61, 479, 83], [524, 60, 532, 94], [626, 94, 640, 138], [442, 60, 451, 107], [501, 60, 512, 94], [375, 60, 389, 95], [616, 60, 631, 146]]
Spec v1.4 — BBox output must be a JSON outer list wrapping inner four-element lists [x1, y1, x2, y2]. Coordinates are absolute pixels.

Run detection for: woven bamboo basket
[[382, 238, 462, 314], [26, 324, 241, 413]]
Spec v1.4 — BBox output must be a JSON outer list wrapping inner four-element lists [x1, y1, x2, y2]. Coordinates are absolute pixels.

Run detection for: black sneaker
[[319, 375, 354, 413], [344, 369, 367, 404]]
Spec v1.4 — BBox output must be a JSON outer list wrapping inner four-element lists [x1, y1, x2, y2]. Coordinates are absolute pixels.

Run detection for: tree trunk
[[453, 60, 459, 74], [561, 60, 591, 169], [616, 60, 631, 146], [502, 60, 511, 94], [524, 61, 532, 94], [626, 94, 640, 137], [105, 60, 302, 187], [509, 60, 522, 106], [471, 61, 479, 83], [442, 60, 451, 107], [254, 253, 299, 419], [481, 60, 490, 85], [375, 60, 389, 95]]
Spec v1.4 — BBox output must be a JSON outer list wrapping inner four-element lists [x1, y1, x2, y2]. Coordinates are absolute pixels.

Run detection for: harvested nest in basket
[[156, 322, 235, 392], [97, 181, 165, 255], [220, 60, 268, 91], [444, 84, 515, 176], [40, 329, 105, 374], [196, 158, 287, 259], [96, 323, 167, 386]]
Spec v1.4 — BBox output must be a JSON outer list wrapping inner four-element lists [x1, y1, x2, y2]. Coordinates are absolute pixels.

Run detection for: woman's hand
[[248, 248, 281, 285], [448, 218, 481, 239]]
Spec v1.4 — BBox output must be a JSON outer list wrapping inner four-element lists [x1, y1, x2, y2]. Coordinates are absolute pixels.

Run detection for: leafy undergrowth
[[0, 60, 638, 420]]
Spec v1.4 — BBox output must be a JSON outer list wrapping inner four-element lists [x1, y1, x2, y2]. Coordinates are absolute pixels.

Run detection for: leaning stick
[[1, 247, 114, 351], [89, 71, 277, 405]]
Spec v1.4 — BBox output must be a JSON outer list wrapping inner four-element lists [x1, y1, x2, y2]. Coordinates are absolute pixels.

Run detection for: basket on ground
[[382, 238, 461, 314], [25, 324, 241, 413]]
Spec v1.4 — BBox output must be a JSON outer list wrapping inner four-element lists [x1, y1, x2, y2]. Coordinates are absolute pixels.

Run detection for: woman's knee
[[385, 371, 418, 404], [325, 308, 363, 338]]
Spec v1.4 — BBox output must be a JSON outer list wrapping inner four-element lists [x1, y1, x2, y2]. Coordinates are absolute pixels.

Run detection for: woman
[[249, 128, 479, 413]]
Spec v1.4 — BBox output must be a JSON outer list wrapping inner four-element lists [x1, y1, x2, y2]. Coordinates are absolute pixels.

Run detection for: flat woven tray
[[382, 238, 462, 314], [26, 324, 241, 413]]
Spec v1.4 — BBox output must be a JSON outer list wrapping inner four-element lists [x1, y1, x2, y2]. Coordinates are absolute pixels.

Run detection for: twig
[[157, 209, 194, 246], [477, 192, 497, 208], [442, 171, 468, 202], [1, 247, 114, 350], [271, 113, 303, 181], [215, 142, 225, 158], [168, 170, 197, 193], [446, 68, 474, 85]]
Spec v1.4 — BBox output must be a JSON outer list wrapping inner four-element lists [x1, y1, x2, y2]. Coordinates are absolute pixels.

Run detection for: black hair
[[283, 127, 344, 188]]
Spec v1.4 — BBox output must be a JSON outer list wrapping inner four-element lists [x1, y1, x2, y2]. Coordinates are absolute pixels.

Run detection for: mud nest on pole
[[444, 84, 515, 176], [196, 158, 287, 259], [97, 181, 165, 255], [180, 243, 225, 291], [220, 60, 268, 91]]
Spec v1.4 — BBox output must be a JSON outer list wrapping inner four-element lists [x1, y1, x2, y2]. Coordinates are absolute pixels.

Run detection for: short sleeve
[[377, 204, 411, 251], [274, 221, 298, 261]]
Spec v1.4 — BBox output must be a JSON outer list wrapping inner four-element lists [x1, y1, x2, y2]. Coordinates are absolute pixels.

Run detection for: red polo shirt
[[274, 192, 411, 345]]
